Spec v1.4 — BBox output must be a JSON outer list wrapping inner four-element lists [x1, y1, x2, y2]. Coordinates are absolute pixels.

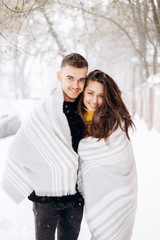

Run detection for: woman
[[78, 70, 137, 240]]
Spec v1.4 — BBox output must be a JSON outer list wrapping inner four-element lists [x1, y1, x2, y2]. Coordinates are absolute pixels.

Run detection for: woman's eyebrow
[[87, 89, 103, 94], [87, 89, 94, 92]]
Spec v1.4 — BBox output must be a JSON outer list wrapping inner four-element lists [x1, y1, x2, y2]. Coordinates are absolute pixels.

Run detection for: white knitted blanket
[[78, 127, 137, 240], [1, 85, 79, 204]]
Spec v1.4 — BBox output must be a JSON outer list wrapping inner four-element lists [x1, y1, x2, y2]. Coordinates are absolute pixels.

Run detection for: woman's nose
[[92, 96, 98, 103]]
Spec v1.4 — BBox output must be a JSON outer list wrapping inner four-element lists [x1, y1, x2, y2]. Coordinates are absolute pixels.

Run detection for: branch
[[53, 1, 147, 60], [0, 32, 36, 55], [43, 11, 66, 57], [1, 0, 48, 14], [79, 0, 90, 36]]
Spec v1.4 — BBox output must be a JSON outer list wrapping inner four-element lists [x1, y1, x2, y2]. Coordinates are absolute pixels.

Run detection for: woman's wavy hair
[[78, 69, 135, 141]]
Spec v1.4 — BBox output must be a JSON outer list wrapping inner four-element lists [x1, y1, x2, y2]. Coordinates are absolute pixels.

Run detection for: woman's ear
[[57, 71, 61, 82]]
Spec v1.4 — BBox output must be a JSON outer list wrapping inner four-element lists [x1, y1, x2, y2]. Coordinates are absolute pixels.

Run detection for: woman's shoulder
[[78, 137, 106, 154], [80, 126, 125, 142], [78, 126, 129, 150]]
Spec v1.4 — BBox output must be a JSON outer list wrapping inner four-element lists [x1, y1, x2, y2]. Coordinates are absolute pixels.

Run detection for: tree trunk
[[150, 0, 160, 47], [43, 12, 67, 57]]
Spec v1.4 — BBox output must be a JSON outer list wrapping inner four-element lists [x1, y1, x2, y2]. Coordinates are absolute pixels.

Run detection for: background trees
[[0, 0, 159, 98]]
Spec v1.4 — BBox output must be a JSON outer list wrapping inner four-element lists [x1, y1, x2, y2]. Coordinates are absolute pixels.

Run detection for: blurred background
[[0, 0, 159, 133], [0, 0, 160, 239]]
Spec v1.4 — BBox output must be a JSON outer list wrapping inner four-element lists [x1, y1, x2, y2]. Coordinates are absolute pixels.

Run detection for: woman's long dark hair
[[78, 69, 135, 141]]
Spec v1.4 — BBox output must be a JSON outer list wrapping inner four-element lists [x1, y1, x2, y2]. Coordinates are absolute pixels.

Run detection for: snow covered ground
[[0, 112, 160, 239]]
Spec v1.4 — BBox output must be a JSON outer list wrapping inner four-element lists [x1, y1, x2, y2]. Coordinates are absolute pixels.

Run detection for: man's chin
[[64, 92, 79, 102], [69, 96, 77, 101]]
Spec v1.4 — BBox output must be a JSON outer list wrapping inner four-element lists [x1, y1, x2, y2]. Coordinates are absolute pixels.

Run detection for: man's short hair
[[61, 53, 88, 69]]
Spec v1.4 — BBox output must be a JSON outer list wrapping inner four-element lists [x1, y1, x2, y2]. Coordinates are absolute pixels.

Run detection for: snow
[[0, 106, 160, 239], [147, 73, 160, 85]]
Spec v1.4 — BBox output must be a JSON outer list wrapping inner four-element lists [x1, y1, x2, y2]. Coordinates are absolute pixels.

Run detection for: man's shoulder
[[39, 85, 61, 104], [49, 84, 63, 99]]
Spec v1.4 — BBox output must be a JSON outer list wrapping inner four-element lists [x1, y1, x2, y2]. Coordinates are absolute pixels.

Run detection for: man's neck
[[63, 92, 77, 102]]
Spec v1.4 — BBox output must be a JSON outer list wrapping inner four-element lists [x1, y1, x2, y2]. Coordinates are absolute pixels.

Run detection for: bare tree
[[0, 0, 160, 98]]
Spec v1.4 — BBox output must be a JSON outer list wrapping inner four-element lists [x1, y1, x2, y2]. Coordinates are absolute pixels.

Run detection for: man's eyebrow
[[66, 75, 73, 78], [66, 75, 86, 80]]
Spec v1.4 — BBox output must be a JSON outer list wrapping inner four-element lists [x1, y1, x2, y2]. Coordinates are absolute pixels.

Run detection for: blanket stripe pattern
[[78, 127, 137, 240], [1, 85, 78, 204]]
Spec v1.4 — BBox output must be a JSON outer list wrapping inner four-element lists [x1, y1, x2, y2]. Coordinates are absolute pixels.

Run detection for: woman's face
[[83, 80, 104, 112]]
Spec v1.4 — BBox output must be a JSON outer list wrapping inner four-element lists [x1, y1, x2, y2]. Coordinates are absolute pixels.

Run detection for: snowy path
[[0, 117, 160, 240], [130, 118, 160, 240]]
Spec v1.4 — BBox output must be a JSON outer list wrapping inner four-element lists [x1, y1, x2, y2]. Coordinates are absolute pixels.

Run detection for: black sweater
[[63, 99, 84, 153]]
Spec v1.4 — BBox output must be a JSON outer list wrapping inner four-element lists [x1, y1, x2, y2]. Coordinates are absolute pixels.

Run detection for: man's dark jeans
[[33, 193, 84, 240]]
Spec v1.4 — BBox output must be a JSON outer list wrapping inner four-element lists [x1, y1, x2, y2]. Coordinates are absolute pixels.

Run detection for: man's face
[[57, 65, 87, 102]]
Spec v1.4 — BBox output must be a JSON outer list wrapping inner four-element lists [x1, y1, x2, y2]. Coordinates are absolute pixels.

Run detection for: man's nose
[[72, 80, 79, 89]]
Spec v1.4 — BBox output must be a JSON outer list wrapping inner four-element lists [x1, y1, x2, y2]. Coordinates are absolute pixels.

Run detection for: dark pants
[[33, 194, 84, 240]]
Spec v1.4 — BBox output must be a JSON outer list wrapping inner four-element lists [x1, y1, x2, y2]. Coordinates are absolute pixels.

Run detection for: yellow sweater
[[84, 108, 94, 132]]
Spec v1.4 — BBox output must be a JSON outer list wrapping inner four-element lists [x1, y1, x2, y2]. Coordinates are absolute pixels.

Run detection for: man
[[1, 53, 88, 240]]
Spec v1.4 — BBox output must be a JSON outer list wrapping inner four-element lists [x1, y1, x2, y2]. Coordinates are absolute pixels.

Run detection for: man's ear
[[57, 71, 61, 82]]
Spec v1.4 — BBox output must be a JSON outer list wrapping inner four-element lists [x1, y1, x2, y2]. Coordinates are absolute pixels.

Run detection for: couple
[[1, 53, 137, 240]]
